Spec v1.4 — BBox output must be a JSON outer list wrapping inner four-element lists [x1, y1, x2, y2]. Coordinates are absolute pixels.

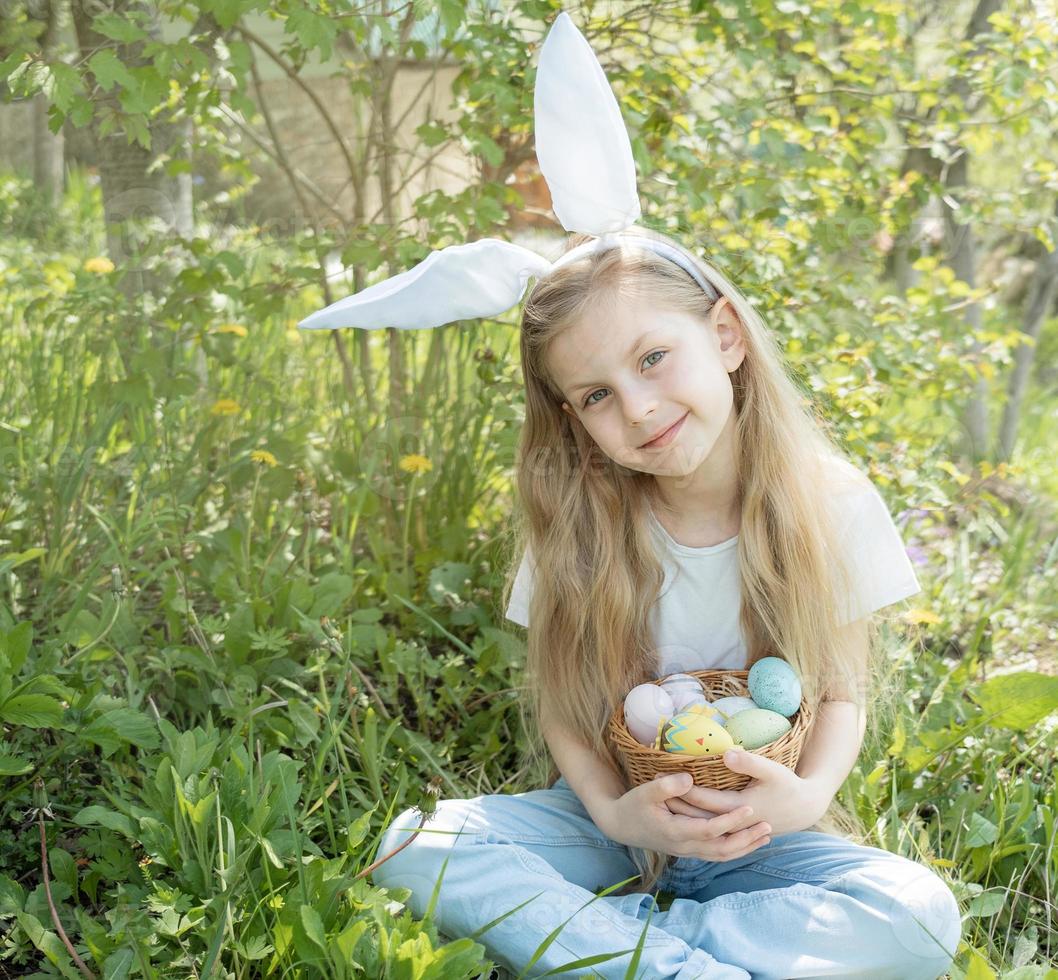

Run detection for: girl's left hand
[[663, 748, 829, 838]]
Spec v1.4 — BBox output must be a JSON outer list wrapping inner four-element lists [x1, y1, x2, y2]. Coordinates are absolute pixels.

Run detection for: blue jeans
[[372, 775, 962, 979]]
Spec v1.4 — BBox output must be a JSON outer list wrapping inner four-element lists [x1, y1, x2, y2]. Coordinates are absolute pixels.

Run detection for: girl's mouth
[[640, 412, 688, 449]]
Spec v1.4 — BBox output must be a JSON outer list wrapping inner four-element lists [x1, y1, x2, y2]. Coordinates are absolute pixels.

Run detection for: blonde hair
[[502, 225, 899, 893]]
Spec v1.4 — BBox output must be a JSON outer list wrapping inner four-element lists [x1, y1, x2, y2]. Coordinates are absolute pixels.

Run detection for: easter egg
[[661, 708, 735, 757], [708, 695, 758, 725], [623, 683, 676, 746], [670, 688, 710, 713], [681, 702, 723, 721], [658, 672, 704, 706], [724, 708, 792, 749], [748, 657, 802, 717]]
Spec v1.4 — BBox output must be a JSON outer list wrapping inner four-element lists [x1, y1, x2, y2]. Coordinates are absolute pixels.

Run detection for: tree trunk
[[70, 0, 193, 297], [939, 0, 1004, 463], [941, 149, 990, 460], [997, 201, 1058, 461], [30, 0, 64, 200]]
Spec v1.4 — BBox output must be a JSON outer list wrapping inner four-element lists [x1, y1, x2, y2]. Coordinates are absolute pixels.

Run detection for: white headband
[[298, 12, 719, 334]]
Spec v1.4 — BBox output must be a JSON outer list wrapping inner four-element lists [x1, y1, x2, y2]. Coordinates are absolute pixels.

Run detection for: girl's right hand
[[600, 772, 772, 862]]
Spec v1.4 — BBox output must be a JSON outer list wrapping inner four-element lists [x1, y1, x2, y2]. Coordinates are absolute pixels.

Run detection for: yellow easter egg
[[661, 709, 736, 757], [682, 702, 723, 721]]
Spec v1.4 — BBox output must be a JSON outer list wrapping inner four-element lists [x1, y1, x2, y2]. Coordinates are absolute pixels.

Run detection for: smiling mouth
[[639, 412, 688, 449]]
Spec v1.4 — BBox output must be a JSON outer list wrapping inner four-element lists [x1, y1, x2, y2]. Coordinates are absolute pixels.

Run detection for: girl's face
[[547, 292, 746, 476]]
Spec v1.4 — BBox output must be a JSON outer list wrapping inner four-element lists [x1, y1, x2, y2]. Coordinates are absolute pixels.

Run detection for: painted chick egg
[[623, 683, 676, 746], [708, 695, 758, 726], [661, 708, 735, 757], [724, 708, 792, 750], [681, 702, 723, 720], [747, 656, 802, 717]]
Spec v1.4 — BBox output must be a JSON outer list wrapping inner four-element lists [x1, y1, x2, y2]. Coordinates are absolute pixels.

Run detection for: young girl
[[300, 12, 963, 978], [369, 227, 963, 980]]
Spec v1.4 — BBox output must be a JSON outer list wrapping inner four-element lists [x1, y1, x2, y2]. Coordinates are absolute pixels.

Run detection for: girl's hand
[[673, 748, 830, 838], [598, 772, 773, 862]]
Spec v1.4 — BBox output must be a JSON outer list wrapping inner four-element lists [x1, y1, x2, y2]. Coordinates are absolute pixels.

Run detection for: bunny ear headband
[[298, 11, 719, 334]]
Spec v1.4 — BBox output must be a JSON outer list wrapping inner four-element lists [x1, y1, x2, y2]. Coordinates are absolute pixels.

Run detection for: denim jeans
[[372, 775, 962, 979]]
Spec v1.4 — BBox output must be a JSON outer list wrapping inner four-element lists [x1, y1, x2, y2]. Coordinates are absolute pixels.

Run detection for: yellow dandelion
[[210, 398, 241, 416], [903, 608, 941, 625], [214, 323, 248, 337], [251, 449, 278, 467], [399, 453, 433, 475], [83, 256, 115, 274]]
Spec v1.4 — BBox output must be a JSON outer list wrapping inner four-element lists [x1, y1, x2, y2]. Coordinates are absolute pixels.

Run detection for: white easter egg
[[623, 684, 676, 746], [708, 696, 758, 726], [658, 672, 704, 704], [670, 689, 710, 713]]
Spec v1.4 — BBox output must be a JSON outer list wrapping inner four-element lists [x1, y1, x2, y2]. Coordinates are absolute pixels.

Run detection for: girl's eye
[[582, 350, 666, 408]]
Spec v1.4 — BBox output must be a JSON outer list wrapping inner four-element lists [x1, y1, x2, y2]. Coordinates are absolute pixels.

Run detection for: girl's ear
[[712, 297, 748, 371]]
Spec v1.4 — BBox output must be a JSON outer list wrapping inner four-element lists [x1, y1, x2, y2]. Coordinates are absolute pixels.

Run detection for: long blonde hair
[[502, 225, 898, 892]]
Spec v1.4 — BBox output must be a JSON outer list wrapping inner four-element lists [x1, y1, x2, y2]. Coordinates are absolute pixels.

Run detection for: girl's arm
[[794, 699, 867, 804], [794, 616, 870, 803], [540, 703, 629, 836]]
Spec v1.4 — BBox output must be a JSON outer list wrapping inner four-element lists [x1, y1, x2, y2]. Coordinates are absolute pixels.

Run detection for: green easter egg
[[724, 708, 791, 750]]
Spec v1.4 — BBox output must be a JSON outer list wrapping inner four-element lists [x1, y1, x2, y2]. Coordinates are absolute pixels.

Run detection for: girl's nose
[[626, 395, 660, 431]]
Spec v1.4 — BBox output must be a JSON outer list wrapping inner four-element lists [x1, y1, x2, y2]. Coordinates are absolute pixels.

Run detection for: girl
[[370, 226, 963, 980], [299, 12, 963, 978]]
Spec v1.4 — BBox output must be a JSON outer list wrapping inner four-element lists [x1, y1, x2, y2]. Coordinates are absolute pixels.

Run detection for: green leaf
[[0, 548, 46, 576], [47, 847, 76, 896], [257, 832, 283, 869], [964, 811, 999, 848], [118, 66, 167, 117], [416, 121, 450, 147], [307, 572, 354, 619], [299, 905, 327, 952], [468, 133, 504, 167], [0, 694, 63, 728], [87, 50, 135, 93], [16, 910, 83, 979], [966, 888, 1005, 917], [72, 805, 136, 838], [346, 805, 377, 853], [428, 561, 474, 607], [0, 753, 33, 776], [124, 110, 152, 150], [81, 707, 160, 756], [102, 946, 135, 979], [1, 621, 32, 673], [206, 0, 249, 29], [48, 63, 85, 115], [287, 8, 338, 60], [0, 873, 26, 916], [437, 0, 465, 38], [91, 13, 148, 44], [968, 672, 1058, 731]]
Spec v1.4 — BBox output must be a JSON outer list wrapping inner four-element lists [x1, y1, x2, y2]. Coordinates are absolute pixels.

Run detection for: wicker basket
[[606, 669, 815, 791]]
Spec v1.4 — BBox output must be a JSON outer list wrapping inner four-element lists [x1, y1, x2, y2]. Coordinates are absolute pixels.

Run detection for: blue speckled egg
[[747, 657, 802, 717]]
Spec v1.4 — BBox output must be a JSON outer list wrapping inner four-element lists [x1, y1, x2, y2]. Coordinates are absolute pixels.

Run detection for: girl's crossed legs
[[371, 775, 961, 980]]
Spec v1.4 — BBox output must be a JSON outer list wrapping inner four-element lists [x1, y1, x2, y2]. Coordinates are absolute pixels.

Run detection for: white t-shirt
[[503, 482, 922, 676]]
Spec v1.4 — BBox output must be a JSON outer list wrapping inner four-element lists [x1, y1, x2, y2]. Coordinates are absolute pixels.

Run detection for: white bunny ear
[[297, 239, 554, 331], [534, 12, 641, 235]]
